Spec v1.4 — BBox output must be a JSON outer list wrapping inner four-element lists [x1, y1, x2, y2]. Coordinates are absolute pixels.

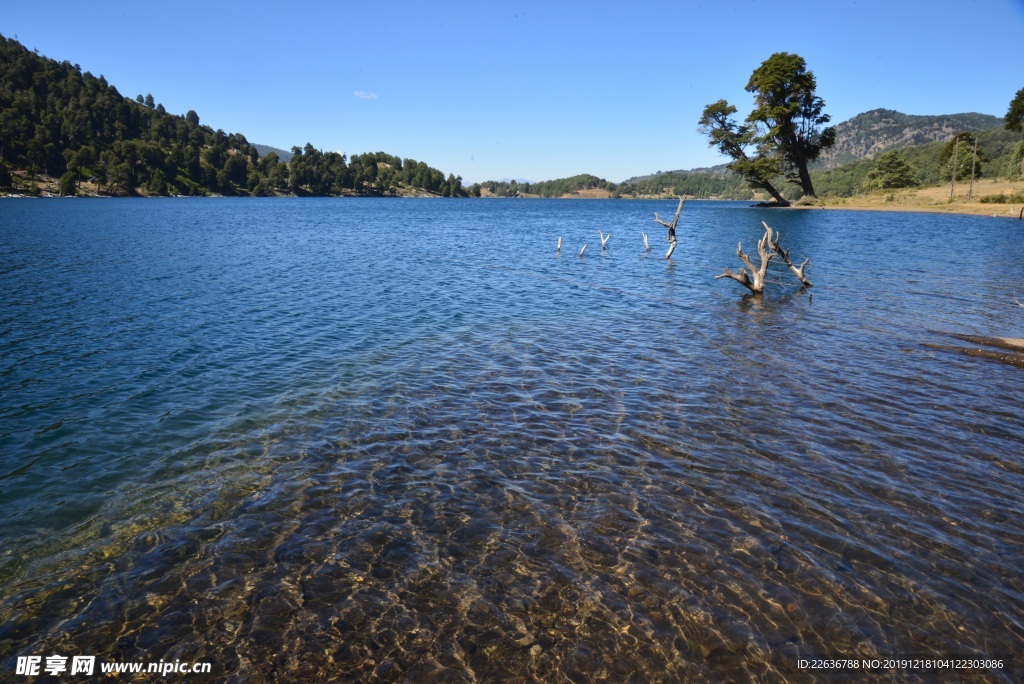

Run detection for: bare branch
[[653, 197, 684, 260], [717, 224, 774, 294], [735, 241, 758, 275], [653, 197, 685, 232], [579, 243, 588, 257], [600, 230, 612, 250], [642, 232, 651, 252], [763, 221, 812, 287], [556, 236, 562, 253], [715, 267, 754, 291]]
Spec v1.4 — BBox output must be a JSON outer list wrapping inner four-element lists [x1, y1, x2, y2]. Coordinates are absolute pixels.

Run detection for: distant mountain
[[623, 164, 728, 184], [254, 144, 293, 162], [817, 109, 1004, 168]]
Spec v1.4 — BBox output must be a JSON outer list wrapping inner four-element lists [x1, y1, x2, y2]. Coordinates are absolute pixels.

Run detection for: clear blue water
[[1, 198, 1022, 681]]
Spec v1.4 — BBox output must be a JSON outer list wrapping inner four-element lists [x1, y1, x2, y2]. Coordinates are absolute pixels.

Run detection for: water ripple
[[1, 199, 1022, 681]]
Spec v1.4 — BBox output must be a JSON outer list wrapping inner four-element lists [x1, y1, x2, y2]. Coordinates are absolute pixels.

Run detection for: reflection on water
[[1, 199, 1022, 682]]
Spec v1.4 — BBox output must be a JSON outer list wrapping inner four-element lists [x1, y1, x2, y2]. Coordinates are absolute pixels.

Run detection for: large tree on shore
[[701, 52, 835, 200], [745, 53, 835, 197], [698, 100, 790, 205]]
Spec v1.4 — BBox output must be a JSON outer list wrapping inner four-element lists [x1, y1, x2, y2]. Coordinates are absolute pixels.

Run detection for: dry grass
[[815, 178, 1024, 217], [565, 188, 613, 199]]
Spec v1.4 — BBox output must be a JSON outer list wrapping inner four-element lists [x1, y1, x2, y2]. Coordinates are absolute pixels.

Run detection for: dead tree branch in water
[[715, 223, 775, 294], [654, 197, 683, 259]]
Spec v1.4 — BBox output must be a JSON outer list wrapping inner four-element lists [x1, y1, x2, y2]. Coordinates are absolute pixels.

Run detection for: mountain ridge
[[816, 108, 1004, 168]]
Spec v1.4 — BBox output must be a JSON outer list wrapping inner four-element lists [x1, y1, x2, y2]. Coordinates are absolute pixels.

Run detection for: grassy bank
[[808, 178, 1024, 217]]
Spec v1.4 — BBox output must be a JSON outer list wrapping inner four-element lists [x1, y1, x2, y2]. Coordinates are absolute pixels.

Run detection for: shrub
[[978, 192, 1024, 204]]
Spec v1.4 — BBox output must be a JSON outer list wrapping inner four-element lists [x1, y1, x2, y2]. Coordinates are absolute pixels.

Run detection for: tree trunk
[[789, 140, 815, 197], [761, 180, 791, 206], [969, 137, 977, 200], [796, 160, 815, 197], [950, 142, 958, 199]]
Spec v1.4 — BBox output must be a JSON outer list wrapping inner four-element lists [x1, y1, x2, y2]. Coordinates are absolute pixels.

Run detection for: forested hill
[[0, 35, 467, 197], [472, 174, 621, 198], [816, 108, 1004, 168]]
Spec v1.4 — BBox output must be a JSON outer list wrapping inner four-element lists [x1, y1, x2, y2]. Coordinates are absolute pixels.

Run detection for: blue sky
[[4, 1, 1023, 184]]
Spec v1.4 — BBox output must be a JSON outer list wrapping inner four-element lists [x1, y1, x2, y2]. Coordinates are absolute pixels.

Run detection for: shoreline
[[791, 202, 1023, 219], [5, 181, 1023, 220]]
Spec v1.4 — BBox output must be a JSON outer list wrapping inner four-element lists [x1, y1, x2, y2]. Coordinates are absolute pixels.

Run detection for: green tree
[[223, 153, 248, 186], [1009, 141, 1024, 179], [108, 161, 132, 193], [698, 100, 790, 205], [1007, 87, 1024, 176], [58, 171, 77, 196], [1006, 86, 1024, 133], [147, 168, 167, 195], [939, 133, 985, 182], [744, 52, 835, 197], [864, 150, 918, 190]]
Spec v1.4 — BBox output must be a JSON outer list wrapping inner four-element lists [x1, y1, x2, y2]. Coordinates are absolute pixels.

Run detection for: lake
[[1, 198, 1021, 681]]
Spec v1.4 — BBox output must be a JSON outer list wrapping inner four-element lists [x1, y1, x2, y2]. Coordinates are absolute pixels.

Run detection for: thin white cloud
[[354, 91, 378, 100]]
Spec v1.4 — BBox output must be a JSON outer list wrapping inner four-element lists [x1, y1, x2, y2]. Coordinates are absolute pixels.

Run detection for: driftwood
[[653, 197, 684, 259], [642, 232, 651, 253], [600, 230, 612, 250], [765, 222, 812, 288], [716, 223, 775, 293], [579, 243, 588, 257], [556, 236, 562, 253]]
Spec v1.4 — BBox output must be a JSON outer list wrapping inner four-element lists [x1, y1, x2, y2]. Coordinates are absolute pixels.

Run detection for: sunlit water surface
[[1, 198, 1022, 682]]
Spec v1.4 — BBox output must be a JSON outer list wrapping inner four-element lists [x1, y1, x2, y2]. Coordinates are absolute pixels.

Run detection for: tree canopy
[[939, 132, 986, 182], [1006, 86, 1024, 133], [863, 150, 918, 190], [743, 52, 835, 197]]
